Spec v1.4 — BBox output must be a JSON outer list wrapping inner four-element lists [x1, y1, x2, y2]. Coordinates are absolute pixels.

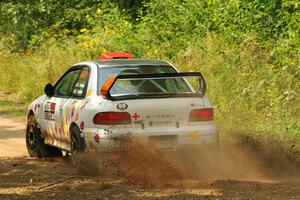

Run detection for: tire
[[70, 125, 86, 154], [26, 115, 62, 158]]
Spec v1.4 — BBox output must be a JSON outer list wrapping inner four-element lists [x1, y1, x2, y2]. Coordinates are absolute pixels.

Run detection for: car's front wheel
[[26, 115, 62, 158]]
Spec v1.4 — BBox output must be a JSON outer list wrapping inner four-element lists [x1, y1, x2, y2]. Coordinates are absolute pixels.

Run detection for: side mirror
[[44, 83, 55, 97]]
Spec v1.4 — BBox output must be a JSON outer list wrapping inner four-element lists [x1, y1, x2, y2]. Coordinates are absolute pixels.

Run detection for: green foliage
[[0, 0, 299, 152]]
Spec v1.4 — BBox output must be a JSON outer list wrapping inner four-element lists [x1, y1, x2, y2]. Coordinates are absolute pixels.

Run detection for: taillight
[[93, 112, 131, 125], [189, 108, 214, 122]]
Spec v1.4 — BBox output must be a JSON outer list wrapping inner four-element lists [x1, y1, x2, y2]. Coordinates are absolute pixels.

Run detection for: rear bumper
[[83, 123, 218, 151]]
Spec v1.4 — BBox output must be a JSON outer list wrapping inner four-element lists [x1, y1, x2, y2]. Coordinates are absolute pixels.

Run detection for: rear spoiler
[[100, 72, 206, 100]]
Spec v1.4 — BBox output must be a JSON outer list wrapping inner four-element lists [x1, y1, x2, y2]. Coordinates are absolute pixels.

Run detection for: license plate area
[[149, 135, 177, 150]]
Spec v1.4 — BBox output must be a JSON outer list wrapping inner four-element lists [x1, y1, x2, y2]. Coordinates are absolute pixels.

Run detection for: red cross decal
[[132, 113, 140, 120]]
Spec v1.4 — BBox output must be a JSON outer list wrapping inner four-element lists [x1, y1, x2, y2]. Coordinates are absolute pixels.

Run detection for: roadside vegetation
[[0, 0, 299, 157]]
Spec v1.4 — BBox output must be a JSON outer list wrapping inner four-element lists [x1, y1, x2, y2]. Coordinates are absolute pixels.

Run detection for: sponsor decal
[[44, 102, 56, 121], [116, 103, 128, 110], [50, 103, 55, 110]]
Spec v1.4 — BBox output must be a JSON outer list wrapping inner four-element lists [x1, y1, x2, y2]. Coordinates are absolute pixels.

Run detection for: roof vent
[[99, 52, 134, 60]]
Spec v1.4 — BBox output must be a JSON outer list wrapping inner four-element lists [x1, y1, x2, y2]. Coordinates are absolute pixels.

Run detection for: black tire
[[70, 125, 86, 154], [26, 115, 62, 158]]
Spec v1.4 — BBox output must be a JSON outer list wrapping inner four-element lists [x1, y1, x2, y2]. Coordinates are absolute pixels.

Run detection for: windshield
[[98, 65, 199, 98]]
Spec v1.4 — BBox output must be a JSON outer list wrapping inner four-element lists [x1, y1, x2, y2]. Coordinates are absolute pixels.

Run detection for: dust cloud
[[71, 136, 300, 188], [176, 145, 299, 182], [71, 138, 186, 188]]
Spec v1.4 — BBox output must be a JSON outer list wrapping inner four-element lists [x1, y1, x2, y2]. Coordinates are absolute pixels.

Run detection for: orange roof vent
[[99, 52, 134, 60]]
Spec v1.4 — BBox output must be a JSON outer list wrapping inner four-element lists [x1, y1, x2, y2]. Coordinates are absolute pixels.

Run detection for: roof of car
[[94, 58, 171, 67]]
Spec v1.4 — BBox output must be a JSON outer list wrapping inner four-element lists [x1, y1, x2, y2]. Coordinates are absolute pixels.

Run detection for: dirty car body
[[26, 53, 218, 156]]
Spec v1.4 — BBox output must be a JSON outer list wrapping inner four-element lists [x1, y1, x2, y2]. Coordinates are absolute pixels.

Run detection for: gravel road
[[0, 114, 299, 200]]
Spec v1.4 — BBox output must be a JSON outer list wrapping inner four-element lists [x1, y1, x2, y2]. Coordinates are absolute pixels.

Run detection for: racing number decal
[[44, 102, 56, 121]]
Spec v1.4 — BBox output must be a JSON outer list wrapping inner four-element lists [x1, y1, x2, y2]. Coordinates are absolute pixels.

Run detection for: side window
[[72, 67, 90, 98], [54, 69, 81, 97]]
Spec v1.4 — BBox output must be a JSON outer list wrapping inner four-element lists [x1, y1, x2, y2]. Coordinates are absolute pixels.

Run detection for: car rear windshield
[[97, 65, 198, 98]]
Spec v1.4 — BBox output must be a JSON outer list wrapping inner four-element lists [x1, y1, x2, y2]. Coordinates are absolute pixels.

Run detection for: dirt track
[[0, 114, 299, 200]]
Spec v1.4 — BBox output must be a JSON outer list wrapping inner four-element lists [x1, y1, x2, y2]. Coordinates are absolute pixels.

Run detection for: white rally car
[[26, 52, 218, 157]]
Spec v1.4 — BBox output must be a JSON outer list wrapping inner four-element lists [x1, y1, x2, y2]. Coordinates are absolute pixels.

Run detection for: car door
[[57, 66, 90, 148], [43, 68, 82, 147]]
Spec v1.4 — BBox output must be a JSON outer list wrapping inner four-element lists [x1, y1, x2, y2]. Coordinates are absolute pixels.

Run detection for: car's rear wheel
[[26, 115, 62, 158], [70, 125, 86, 154]]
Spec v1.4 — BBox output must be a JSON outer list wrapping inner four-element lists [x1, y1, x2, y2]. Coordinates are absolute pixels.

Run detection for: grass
[[0, 92, 27, 117]]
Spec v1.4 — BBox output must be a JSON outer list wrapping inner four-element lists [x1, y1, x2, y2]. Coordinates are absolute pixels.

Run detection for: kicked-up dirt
[[0, 114, 299, 200]]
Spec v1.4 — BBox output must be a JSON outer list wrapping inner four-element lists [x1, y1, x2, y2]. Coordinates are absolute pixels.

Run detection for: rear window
[[97, 65, 198, 98]]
